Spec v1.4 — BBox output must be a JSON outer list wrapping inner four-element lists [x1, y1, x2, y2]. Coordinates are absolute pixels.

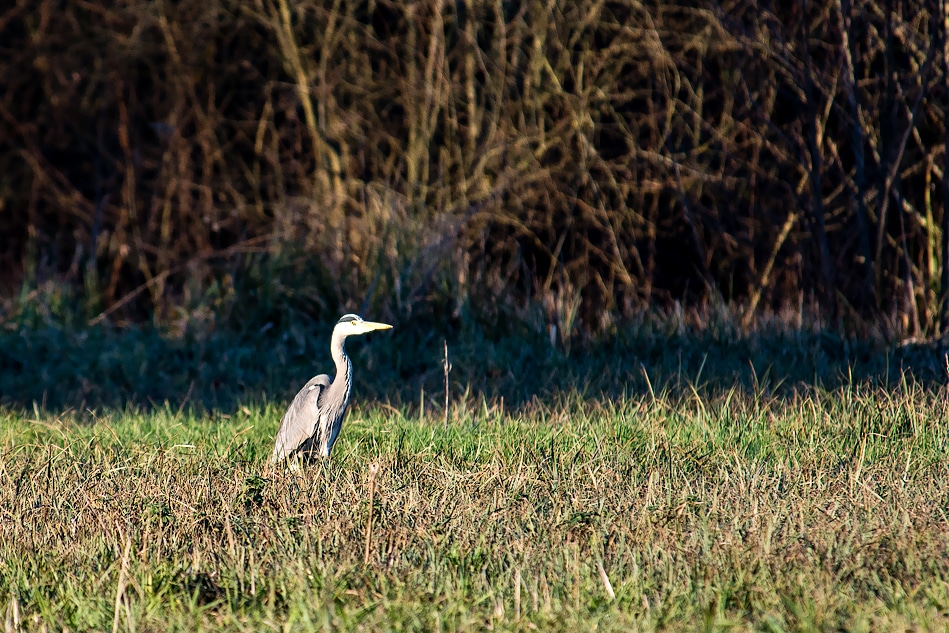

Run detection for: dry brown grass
[[2, 382, 949, 631]]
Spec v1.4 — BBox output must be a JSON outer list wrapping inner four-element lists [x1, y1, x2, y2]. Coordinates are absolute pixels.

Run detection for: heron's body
[[271, 314, 392, 464]]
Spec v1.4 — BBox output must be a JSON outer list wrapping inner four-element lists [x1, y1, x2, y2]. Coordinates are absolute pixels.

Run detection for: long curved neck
[[330, 328, 353, 401]]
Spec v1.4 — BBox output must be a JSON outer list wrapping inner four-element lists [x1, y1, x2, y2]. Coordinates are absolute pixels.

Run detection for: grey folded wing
[[270, 374, 332, 463]]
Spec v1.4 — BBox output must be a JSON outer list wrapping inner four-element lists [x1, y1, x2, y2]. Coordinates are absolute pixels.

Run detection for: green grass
[[2, 377, 949, 631]]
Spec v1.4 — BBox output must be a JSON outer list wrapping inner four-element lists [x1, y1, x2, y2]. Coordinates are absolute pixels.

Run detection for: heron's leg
[[287, 453, 304, 473]]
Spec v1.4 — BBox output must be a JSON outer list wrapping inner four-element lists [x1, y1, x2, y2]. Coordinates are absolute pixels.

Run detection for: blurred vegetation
[[2, 0, 949, 342], [5, 277, 948, 413]]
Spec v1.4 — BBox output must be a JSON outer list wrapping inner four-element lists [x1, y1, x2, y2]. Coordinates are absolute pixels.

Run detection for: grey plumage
[[271, 314, 392, 464]]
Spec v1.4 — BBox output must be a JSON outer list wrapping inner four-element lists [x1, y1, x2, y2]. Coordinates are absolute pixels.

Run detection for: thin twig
[[742, 212, 798, 329], [443, 340, 452, 430], [112, 533, 132, 633], [596, 559, 616, 601], [363, 463, 380, 566]]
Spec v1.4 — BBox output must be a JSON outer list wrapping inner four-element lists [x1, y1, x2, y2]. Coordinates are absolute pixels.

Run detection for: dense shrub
[[1, 0, 947, 339]]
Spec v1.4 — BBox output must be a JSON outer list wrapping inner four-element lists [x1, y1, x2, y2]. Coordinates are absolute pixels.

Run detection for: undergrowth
[[0, 281, 931, 415], [4, 0, 949, 337]]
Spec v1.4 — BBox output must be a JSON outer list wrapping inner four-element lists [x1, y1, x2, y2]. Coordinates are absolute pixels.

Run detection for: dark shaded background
[[2, 1, 949, 409]]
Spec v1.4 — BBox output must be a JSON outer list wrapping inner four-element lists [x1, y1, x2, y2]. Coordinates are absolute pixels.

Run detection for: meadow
[[5, 1, 949, 629], [2, 317, 949, 632]]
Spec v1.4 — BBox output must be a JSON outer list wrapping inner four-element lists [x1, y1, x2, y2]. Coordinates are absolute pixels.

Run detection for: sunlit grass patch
[[2, 377, 949, 631]]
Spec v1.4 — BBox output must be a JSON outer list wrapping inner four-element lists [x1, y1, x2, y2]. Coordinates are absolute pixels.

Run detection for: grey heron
[[271, 314, 392, 465]]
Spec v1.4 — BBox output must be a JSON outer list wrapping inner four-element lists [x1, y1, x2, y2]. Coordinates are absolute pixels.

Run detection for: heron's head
[[335, 313, 393, 337]]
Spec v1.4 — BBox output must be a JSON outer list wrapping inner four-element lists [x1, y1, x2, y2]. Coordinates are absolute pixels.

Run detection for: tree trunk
[[836, 0, 876, 313], [802, 13, 838, 325], [940, 0, 949, 333]]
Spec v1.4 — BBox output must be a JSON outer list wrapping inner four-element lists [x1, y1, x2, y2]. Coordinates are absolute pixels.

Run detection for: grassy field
[[3, 368, 949, 631]]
